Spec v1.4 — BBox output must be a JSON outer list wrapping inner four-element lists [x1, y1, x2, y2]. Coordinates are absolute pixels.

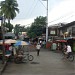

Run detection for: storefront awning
[[56, 40, 67, 42]]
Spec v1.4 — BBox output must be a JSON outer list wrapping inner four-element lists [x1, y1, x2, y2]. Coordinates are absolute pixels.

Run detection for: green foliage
[[14, 24, 20, 36], [0, 0, 19, 23], [27, 16, 46, 38], [27, 32, 37, 38], [5, 22, 13, 32], [14, 24, 27, 36]]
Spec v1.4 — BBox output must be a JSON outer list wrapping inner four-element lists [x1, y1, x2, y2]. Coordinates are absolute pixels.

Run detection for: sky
[[0, 0, 75, 27]]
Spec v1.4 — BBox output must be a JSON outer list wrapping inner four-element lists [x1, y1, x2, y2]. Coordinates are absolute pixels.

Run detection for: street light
[[42, 0, 48, 42]]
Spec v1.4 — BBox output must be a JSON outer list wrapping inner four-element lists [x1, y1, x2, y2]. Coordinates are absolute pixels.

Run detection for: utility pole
[[0, 1, 6, 64], [46, 0, 48, 42], [42, 0, 48, 42], [0, 16, 6, 64]]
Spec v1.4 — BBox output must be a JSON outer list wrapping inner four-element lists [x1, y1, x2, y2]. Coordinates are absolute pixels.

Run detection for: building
[[59, 21, 75, 38], [48, 23, 66, 41], [48, 21, 75, 52]]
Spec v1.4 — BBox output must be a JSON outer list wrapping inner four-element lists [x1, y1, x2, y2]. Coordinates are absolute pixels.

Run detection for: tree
[[14, 24, 20, 36], [27, 32, 37, 38], [0, 0, 19, 24], [27, 16, 46, 38], [14, 24, 27, 36], [0, 0, 19, 64], [5, 22, 13, 32]]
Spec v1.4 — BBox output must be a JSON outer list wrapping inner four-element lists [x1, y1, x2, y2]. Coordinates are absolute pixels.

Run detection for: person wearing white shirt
[[36, 43, 41, 56], [66, 45, 72, 58], [66, 45, 72, 52]]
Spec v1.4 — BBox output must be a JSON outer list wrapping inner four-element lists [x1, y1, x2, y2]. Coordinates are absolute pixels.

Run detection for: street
[[2, 49, 75, 75]]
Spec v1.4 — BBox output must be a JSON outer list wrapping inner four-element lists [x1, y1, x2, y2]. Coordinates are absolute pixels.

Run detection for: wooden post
[[1, 16, 6, 64]]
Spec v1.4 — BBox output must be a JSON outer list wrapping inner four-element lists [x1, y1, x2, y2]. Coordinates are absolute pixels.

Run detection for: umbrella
[[0, 39, 17, 44], [14, 41, 30, 46], [56, 40, 67, 43], [5, 39, 17, 43]]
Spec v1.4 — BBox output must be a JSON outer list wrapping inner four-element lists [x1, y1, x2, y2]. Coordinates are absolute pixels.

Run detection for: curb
[[0, 61, 7, 75]]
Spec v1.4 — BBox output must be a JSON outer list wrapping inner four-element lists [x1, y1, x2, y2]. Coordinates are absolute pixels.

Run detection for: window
[[72, 27, 75, 36]]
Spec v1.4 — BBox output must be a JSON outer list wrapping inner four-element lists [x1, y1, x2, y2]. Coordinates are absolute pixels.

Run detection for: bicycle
[[63, 52, 74, 62], [22, 53, 34, 61], [14, 51, 34, 64], [67, 52, 74, 62]]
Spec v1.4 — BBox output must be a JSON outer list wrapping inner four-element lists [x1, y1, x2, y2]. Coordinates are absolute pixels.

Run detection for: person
[[52, 42, 57, 51], [5, 44, 10, 55], [62, 44, 67, 53], [65, 44, 72, 58], [40, 40, 42, 46], [9, 45, 13, 55], [36, 43, 41, 56], [42, 40, 46, 48], [12, 46, 17, 56]]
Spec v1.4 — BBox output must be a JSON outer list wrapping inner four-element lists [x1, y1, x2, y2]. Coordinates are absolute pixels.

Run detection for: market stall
[[55, 39, 67, 52]]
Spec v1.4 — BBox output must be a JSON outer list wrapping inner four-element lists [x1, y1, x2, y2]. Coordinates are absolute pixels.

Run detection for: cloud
[[5, 0, 75, 27], [11, 18, 34, 27], [48, 0, 75, 25]]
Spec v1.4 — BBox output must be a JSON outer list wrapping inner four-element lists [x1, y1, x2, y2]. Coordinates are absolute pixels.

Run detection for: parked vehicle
[[14, 49, 34, 64]]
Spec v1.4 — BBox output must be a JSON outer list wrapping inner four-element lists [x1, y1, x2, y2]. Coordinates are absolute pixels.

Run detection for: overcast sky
[[0, 0, 75, 26], [11, 0, 63, 26]]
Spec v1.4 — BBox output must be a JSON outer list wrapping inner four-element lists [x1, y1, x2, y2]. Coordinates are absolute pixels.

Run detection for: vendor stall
[[56, 39, 67, 52]]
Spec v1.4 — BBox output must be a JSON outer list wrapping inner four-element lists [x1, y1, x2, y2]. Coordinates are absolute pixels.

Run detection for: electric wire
[[14, 1, 75, 27], [48, 11, 75, 24], [25, 0, 39, 19], [24, 0, 36, 19], [24, 12, 75, 27], [49, 15, 74, 26], [17, 0, 46, 19], [38, 0, 47, 9], [17, 13, 75, 27]]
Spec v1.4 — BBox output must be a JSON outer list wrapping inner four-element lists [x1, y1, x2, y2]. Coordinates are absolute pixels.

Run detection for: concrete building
[[48, 21, 75, 40]]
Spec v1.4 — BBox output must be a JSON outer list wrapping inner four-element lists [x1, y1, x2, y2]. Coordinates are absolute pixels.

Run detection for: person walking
[[36, 43, 41, 56]]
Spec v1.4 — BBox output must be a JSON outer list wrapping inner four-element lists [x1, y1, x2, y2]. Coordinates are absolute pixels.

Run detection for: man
[[65, 45, 72, 58], [36, 43, 41, 56]]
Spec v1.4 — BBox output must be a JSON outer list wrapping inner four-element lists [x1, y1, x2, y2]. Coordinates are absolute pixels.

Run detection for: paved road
[[2, 49, 75, 75]]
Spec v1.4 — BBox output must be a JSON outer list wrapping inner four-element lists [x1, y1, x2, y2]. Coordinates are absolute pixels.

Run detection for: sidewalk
[[0, 60, 7, 75]]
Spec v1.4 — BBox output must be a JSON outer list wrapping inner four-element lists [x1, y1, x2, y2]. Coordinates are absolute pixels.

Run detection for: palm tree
[[0, 0, 19, 24], [0, 0, 19, 63]]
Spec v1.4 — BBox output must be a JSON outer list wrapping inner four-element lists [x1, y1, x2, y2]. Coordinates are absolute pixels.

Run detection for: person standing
[[36, 43, 41, 56]]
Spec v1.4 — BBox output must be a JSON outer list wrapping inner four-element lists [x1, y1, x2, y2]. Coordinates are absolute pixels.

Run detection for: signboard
[[50, 30, 57, 36], [50, 30, 55, 35]]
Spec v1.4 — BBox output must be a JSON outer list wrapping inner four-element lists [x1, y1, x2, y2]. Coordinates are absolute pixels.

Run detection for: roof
[[4, 32, 15, 37], [60, 21, 75, 29]]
